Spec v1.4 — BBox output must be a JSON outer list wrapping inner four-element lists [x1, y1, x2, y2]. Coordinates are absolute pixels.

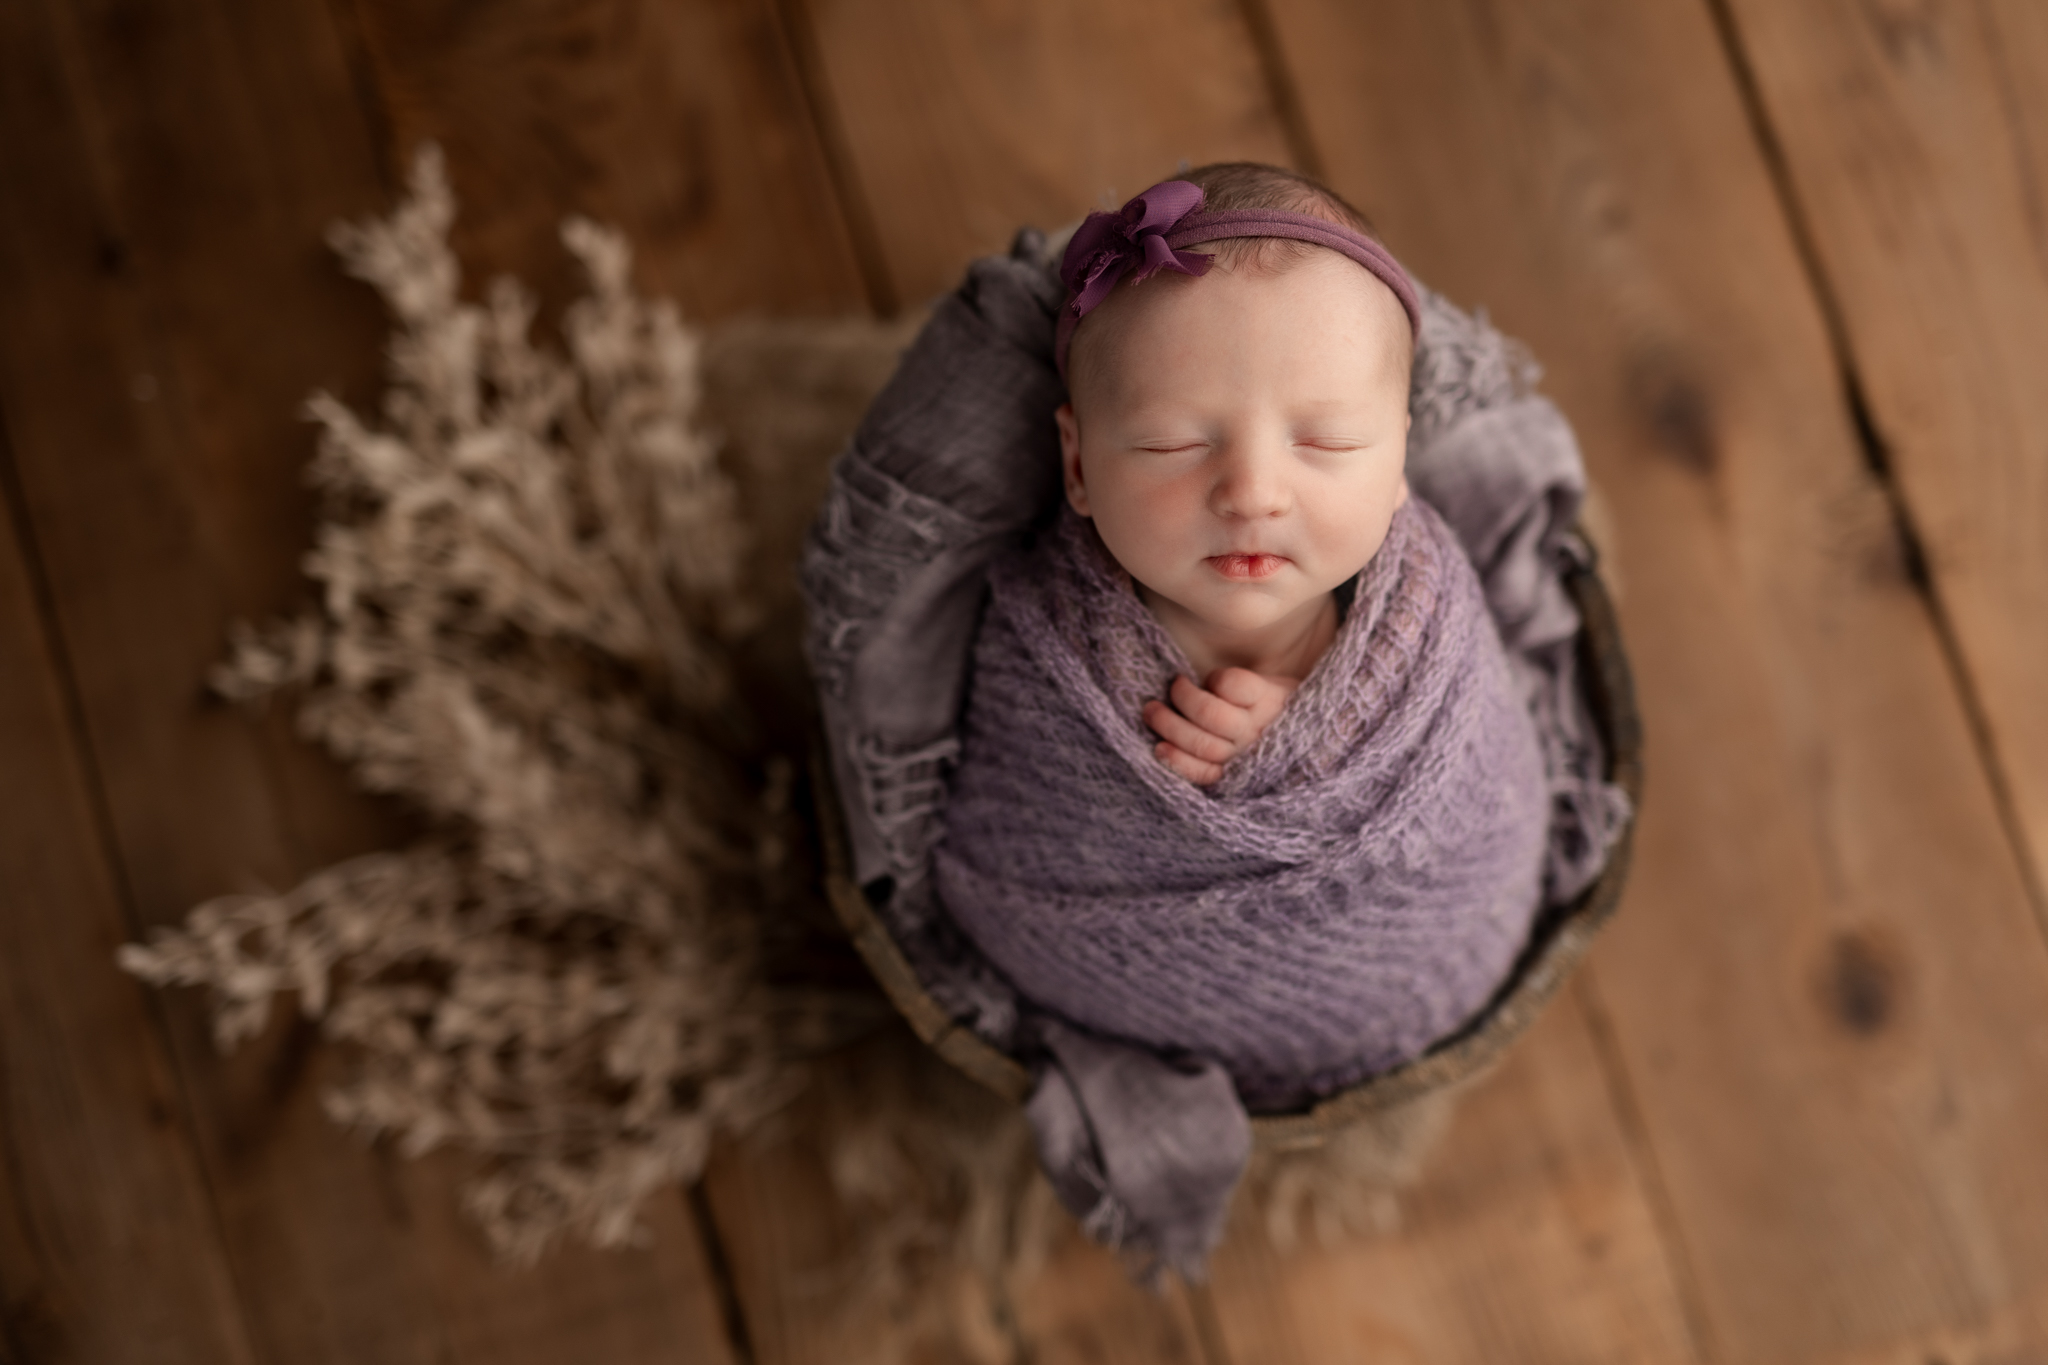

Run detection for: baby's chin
[[1146, 580, 1339, 634]]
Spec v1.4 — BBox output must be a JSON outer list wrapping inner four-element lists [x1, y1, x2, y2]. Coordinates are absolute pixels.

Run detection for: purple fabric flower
[[1060, 180, 1214, 312], [1055, 182, 1212, 372]]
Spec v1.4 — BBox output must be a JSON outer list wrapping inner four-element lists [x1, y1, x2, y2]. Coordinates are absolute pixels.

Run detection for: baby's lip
[[1205, 552, 1289, 581]]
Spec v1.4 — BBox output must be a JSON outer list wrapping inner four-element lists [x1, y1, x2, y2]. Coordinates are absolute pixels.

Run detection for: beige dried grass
[[118, 145, 855, 1264]]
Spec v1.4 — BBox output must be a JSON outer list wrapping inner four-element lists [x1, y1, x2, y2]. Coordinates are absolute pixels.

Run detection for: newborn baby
[[805, 161, 1617, 1278]]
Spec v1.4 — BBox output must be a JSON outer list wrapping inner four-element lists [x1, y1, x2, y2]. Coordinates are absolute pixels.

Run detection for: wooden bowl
[[813, 545, 1641, 1152]]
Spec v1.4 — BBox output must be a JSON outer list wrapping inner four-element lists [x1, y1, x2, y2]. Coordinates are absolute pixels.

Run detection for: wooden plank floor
[[3, 0, 2046, 1361]]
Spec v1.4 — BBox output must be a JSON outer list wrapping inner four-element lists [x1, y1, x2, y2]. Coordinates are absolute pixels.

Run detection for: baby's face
[[1057, 250, 1413, 652]]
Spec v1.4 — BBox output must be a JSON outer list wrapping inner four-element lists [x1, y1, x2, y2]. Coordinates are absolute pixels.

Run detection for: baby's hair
[[1175, 162, 1382, 274]]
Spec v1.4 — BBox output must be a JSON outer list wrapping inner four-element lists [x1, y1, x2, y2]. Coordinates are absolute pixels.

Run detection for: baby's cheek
[[1323, 511, 1396, 581]]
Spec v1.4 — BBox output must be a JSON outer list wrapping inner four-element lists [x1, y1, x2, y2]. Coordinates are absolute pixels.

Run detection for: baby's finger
[[1143, 699, 1237, 763], [1206, 667, 1286, 709], [1156, 740, 1225, 786], [1169, 675, 1255, 744]]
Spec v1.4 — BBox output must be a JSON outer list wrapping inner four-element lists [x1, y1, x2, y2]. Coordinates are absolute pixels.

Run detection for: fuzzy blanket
[[803, 228, 1630, 1280]]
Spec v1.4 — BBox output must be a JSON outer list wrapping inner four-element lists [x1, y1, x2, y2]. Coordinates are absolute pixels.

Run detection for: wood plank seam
[[1702, 0, 2048, 941], [1182, 1282, 1239, 1365], [0, 412, 125, 916], [1231, 0, 1326, 182], [983, 1271, 1036, 1365], [0, 398, 263, 1361], [688, 1180, 762, 1365], [0, 1050, 60, 1360], [766, 0, 901, 317], [1573, 970, 1720, 1364], [323, 0, 404, 194]]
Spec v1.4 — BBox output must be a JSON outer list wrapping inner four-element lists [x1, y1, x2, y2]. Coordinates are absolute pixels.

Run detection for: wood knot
[[1626, 349, 1718, 477], [1860, 0, 1946, 69], [1817, 928, 1906, 1037]]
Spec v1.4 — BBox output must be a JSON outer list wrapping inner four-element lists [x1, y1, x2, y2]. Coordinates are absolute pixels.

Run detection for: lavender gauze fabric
[[800, 228, 1630, 1283]]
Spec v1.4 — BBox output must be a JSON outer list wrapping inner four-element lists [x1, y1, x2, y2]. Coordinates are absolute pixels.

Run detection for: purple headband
[[1053, 179, 1422, 379]]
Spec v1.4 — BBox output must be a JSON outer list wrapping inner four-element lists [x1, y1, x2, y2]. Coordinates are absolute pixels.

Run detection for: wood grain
[[701, 1129, 1005, 1365], [1262, 0, 2048, 1359], [1717, 0, 2048, 913], [343, 0, 868, 324], [797, 0, 1296, 305], [0, 2, 421, 1354], [388, 1148, 738, 1365], [701, 1027, 1211, 1365], [1203, 988, 1700, 1365], [0, 434, 256, 1365], [0, 0, 743, 1359], [1799, 1279, 2048, 1365], [11, 0, 2048, 1358], [699, 1063, 1015, 1365], [1012, 1234, 1214, 1365]]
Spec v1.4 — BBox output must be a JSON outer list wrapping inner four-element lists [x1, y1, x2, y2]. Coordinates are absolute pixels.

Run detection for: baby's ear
[[1055, 403, 1091, 517]]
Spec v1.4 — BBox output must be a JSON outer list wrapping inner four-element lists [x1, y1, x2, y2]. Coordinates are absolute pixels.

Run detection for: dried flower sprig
[[122, 146, 811, 1263]]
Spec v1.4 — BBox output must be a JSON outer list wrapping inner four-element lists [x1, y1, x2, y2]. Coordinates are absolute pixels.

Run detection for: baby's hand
[[1143, 669, 1300, 786]]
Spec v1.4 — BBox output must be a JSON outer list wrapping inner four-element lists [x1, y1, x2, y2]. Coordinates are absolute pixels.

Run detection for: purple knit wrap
[[933, 495, 1551, 1111]]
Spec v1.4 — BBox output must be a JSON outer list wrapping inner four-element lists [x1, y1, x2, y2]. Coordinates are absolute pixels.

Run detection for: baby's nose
[[1209, 442, 1292, 519]]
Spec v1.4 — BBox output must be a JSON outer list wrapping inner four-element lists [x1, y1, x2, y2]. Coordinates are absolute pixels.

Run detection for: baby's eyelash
[[1128, 438, 1373, 453]]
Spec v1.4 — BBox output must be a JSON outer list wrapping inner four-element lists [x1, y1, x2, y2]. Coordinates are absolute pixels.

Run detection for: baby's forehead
[[1072, 254, 1414, 406]]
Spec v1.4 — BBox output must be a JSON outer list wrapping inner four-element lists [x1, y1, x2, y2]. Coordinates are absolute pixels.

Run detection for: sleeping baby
[[803, 162, 1627, 1280]]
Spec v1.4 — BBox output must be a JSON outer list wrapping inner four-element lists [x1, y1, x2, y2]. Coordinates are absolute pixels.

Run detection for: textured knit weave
[[934, 496, 1551, 1111]]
